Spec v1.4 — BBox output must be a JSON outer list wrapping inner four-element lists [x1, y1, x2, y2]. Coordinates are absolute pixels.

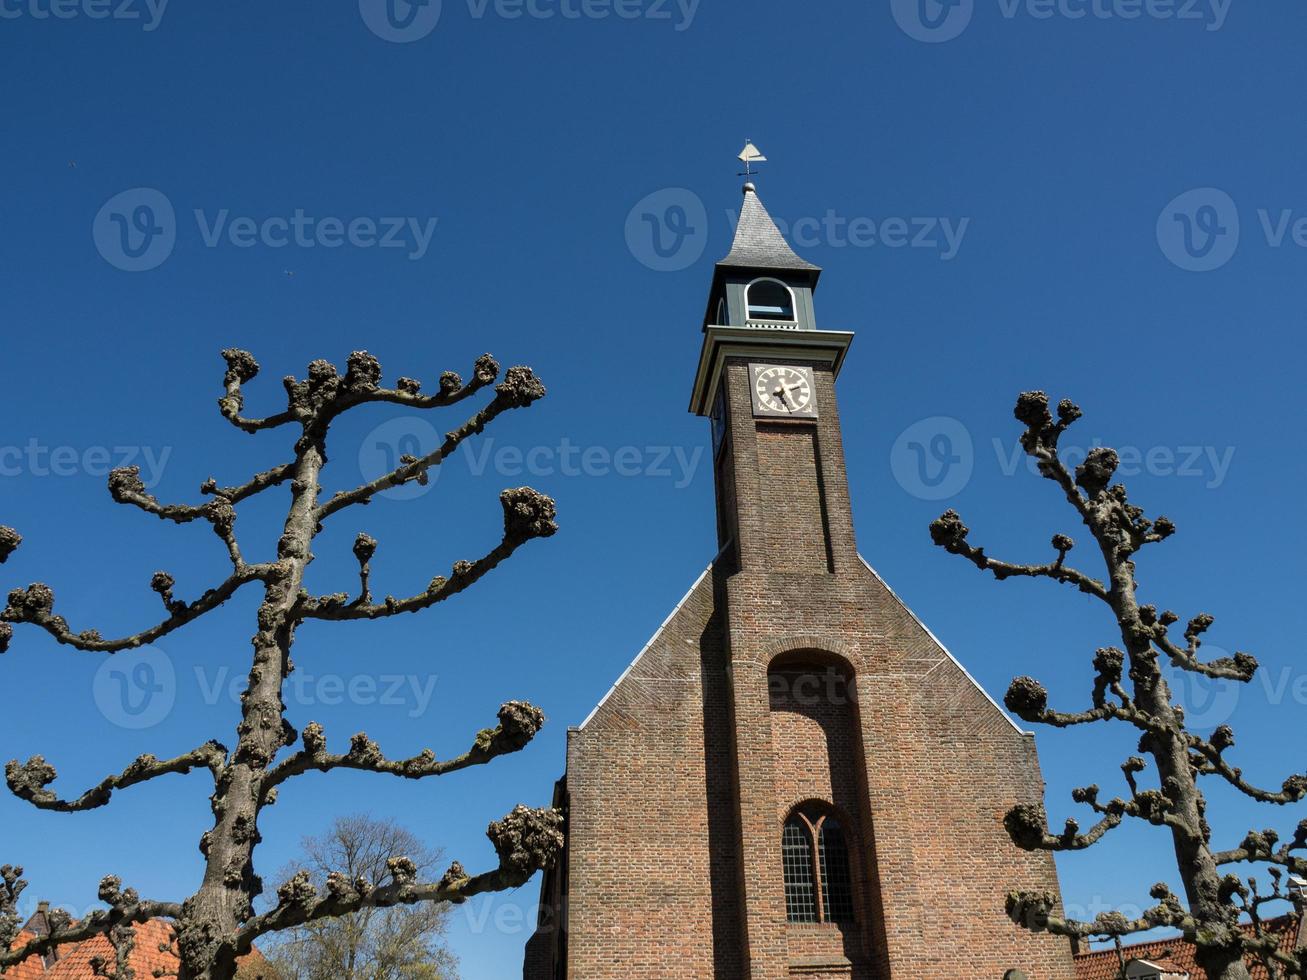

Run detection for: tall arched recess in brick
[[767, 649, 887, 978]]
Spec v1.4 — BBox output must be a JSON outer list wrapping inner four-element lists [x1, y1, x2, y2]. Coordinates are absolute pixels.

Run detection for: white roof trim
[[577, 561, 715, 731], [857, 553, 1027, 736], [575, 551, 1024, 736]]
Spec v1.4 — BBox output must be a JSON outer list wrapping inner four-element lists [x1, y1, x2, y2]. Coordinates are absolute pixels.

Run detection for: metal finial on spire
[[738, 141, 767, 180]]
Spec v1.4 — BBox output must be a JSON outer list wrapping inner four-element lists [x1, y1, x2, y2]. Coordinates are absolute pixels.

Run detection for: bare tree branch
[[1214, 824, 1307, 877], [264, 702, 545, 794], [314, 364, 545, 522], [3, 564, 270, 653], [300, 487, 556, 622], [6, 743, 226, 813], [218, 349, 298, 434], [236, 805, 563, 950], [199, 462, 295, 506], [1006, 884, 1192, 940], [1005, 800, 1125, 852], [929, 512, 1108, 600], [0, 870, 180, 973]]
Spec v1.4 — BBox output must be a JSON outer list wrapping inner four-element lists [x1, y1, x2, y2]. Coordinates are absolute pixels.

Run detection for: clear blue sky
[[2, 1, 1306, 976]]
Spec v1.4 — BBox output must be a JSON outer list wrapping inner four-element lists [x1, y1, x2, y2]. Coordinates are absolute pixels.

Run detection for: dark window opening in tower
[[747, 279, 796, 321]]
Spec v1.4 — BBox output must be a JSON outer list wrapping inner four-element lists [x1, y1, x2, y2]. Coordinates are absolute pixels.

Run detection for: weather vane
[[738, 140, 766, 179]]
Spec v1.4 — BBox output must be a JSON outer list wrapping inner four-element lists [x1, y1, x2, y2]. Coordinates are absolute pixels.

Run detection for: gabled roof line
[[577, 558, 718, 731], [857, 553, 1027, 736], [576, 551, 1022, 735]]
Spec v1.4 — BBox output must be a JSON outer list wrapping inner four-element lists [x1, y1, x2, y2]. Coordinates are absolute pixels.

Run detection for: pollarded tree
[[0, 349, 565, 980], [930, 392, 1306, 980]]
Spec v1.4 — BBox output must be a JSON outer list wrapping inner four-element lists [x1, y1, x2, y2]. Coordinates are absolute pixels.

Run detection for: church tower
[[525, 172, 1076, 980]]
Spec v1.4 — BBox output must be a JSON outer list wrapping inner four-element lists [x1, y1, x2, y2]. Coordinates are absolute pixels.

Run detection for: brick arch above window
[[758, 634, 860, 671]]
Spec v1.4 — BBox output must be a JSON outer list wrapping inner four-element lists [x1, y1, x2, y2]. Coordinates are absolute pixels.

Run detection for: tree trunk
[[1109, 551, 1255, 980], [178, 443, 325, 980]]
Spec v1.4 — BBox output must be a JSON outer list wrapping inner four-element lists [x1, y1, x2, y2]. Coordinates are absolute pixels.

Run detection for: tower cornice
[[688, 324, 854, 416]]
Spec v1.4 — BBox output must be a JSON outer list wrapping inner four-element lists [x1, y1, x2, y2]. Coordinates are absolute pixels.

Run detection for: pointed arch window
[[782, 805, 855, 924], [746, 278, 796, 322]]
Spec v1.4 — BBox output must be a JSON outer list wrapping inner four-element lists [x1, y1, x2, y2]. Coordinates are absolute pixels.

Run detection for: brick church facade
[[524, 179, 1076, 979]]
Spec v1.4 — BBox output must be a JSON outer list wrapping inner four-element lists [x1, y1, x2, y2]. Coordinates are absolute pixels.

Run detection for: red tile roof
[[4, 930, 47, 980], [1075, 914, 1303, 980], [6, 917, 269, 979]]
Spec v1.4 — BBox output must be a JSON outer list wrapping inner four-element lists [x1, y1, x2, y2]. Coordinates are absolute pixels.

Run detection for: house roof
[[1075, 914, 1302, 980], [717, 184, 821, 274], [6, 916, 269, 979], [5, 931, 46, 980]]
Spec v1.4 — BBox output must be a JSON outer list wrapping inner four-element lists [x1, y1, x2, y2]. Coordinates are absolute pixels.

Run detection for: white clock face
[[753, 365, 815, 416]]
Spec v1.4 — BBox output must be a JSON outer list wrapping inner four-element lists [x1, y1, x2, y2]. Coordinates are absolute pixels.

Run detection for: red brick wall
[[755, 426, 831, 573]]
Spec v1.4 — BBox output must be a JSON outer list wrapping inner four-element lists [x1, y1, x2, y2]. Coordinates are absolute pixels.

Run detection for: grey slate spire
[[717, 182, 821, 273]]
